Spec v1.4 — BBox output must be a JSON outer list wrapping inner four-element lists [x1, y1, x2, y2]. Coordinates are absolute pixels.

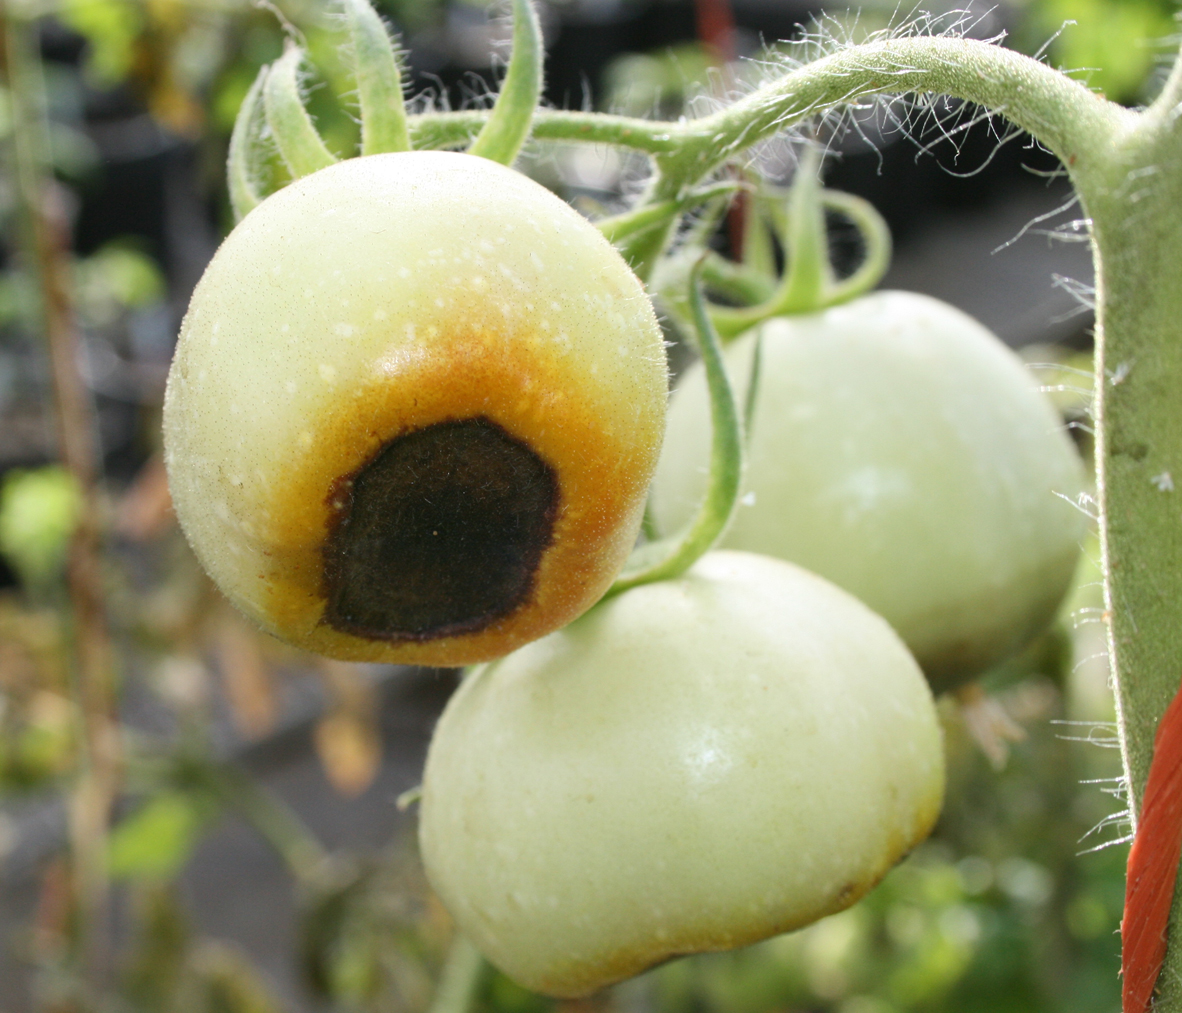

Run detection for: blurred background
[[0, 0, 1173, 1009]]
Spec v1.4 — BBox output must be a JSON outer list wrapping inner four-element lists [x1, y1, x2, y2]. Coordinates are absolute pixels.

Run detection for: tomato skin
[[420, 550, 944, 998], [651, 291, 1087, 692], [164, 152, 667, 666]]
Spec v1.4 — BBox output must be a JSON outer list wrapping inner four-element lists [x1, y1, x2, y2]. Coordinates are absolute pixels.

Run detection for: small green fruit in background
[[420, 550, 944, 997], [651, 291, 1088, 692], [164, 151, 667, 667]]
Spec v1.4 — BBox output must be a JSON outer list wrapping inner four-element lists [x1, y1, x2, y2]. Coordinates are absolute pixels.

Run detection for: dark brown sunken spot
[[322, 417, 559, 642]]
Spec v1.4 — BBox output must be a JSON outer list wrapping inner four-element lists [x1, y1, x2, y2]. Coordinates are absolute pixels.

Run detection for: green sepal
[[598, 181, 743, 278], [264, 44, 338, 179], [343, 0, 411, 155], [466, 0, 543, 165], [227, 65, 269, 221], [740, 186, 778, 282], [707, 159, 893, 339]]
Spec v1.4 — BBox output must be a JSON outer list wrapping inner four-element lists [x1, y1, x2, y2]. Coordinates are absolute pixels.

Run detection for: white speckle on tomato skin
[[319, 364, 337, 383], [334, 323, 354, 337]]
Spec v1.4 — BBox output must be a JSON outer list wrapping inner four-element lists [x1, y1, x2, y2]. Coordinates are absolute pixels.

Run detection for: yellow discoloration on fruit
[[164, 151, 667, 665], [254, 320, 661, 664]]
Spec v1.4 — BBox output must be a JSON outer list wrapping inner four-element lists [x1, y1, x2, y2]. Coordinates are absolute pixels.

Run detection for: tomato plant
[[149, 0, 1182, 1009], [651, 290, 1087, 693]]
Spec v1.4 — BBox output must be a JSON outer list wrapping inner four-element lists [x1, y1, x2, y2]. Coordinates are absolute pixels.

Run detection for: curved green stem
[[701, 252, 777, 305], [428, 935, 486, 1013], [599, 181, 743, 277], [344, 0, 410, 155], [227, 66, 268, 221], [708, 180, 893, 338], [652, 36, 1132, 198], [408, 108, 680, 154], [265, 45, 337, 179], [466, 0, 543, 165], [596, 183, 742, 245], [743, 331, 764, 446], [607, 259, 744, 595], [212, 764, 328, 886], [822, 190, 893, 305]]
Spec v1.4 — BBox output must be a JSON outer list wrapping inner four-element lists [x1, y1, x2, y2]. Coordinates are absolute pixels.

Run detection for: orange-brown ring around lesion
[[250, 321, 666, 667]]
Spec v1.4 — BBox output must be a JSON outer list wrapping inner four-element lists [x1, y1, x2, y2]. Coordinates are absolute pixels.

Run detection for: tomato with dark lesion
[[164, 151, 668, 666]]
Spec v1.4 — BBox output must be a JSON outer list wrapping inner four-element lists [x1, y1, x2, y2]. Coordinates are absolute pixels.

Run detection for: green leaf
[[109, 793, 209, 881]]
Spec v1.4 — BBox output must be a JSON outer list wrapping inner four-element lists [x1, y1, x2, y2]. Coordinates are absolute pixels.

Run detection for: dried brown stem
[[0, 7, 120, 989]]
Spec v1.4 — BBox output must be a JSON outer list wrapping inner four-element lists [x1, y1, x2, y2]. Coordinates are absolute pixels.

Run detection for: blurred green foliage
[[1012, 0, 1179, 104], [0, 465, 81, 591], [108, 791, 214, 881]]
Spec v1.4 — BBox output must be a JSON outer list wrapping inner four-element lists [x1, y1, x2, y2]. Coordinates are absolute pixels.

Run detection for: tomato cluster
[[165, 50, 1084, 1000]]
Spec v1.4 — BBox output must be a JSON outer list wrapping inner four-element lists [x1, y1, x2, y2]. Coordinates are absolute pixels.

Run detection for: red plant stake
[[1123, 678, 1182, 1013]]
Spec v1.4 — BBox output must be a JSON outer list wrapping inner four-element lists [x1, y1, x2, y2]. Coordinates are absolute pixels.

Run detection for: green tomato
[[420, 550, 945, 997], [164, 152, 667, 667], [650, 291, 1088, 692]]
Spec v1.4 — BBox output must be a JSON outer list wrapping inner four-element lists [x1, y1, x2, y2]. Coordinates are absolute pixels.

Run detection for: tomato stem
[[822, 190, 893, 306], [428, 935, 487, 1013], [607, 258, 745, 595]]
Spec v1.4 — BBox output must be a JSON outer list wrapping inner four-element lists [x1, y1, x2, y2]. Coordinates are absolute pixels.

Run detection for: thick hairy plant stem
[[1087, 49, 1182, 1011]]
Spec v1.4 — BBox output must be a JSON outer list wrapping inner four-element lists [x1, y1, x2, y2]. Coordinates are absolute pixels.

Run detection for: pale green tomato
[[164, 152, 667, 667], [650, 291, 1087, 692], [420, 550, 945, 997]]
